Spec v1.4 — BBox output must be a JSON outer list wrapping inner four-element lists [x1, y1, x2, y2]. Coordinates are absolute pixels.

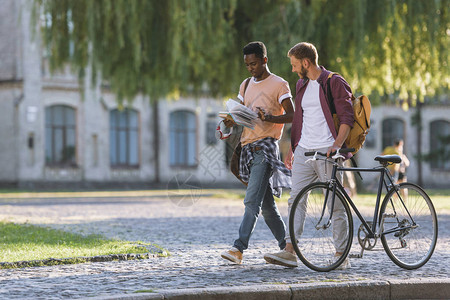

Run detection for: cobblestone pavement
[[0, 192, 448, 299]]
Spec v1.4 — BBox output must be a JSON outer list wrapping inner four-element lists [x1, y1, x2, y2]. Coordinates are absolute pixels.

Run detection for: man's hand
[[327, 124, 351, 157], [284, 146, 294, 170], [256, 98, 294, 124], [326, 145, 341, 158], [257, 107, 274, 122], [223, 119, 235, 128], [257, 107, 266, 121]]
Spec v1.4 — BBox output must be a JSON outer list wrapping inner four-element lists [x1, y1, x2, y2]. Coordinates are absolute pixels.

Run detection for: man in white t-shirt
[[264, 42, 355, 269]]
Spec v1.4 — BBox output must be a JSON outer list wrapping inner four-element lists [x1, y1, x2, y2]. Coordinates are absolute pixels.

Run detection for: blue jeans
[[234, 151, 287, 252]]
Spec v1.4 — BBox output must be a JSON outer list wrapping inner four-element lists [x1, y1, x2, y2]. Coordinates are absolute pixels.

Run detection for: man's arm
[[326, 75, 354, 156], [327, 123, 351, 156], [331, 75, 354, 127], [257, 98, 294, 124]]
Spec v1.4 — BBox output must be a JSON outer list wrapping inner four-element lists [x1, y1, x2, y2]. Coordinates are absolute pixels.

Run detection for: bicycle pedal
[[349, 254, 362, 259], [400, 238, 407, 248]]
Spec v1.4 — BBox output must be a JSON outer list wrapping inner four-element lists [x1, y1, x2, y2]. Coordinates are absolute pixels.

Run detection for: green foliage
[[34, 0, 449, 105], [253, 0, 449, 106], [35, 0, 241, 101]]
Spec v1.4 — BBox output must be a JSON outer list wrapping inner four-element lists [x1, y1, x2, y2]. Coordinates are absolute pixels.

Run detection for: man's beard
[[299, 65, 308, 79]]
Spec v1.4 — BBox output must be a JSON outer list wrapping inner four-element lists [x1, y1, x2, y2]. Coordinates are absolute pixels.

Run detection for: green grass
[[210, 189, 292, 201], [134, 290, 156, 293], [351, 191, 450, 211], [209, 189, 450, 212], [0, 222, 163, 264], [3, 188, 445, 211], [210, 190, 245, 200], [425, 194, 450, 211]]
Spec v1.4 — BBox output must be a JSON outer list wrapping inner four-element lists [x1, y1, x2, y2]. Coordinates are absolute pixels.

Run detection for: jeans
[[234, 150, 287, 252]]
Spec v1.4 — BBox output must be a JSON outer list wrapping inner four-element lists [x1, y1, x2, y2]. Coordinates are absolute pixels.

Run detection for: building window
[[110, 109, 139, 167], [382, 118, 404, 150], [364, 119, 376, 148], [170, 111, 197, 167], [206, 120, 217, 145], [45, 105, 76, 166], [429, 120, 450, 170]]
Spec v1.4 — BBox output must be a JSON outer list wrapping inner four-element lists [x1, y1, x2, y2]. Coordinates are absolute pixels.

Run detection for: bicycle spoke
[[290, 183, 353, 272], [380, 183, 438, 269]]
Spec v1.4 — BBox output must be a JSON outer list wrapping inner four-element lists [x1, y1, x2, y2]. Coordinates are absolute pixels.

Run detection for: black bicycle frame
[[323, 163, 399, 239]]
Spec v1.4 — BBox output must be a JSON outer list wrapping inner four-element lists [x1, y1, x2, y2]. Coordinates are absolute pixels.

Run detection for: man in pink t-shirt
[[220, 41, 294, 265]]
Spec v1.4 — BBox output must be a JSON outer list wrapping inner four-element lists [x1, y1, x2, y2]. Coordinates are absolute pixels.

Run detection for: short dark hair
[[394, 138, 403, 146], [243, 41, 267, 60], [287, 42, 318, 65]]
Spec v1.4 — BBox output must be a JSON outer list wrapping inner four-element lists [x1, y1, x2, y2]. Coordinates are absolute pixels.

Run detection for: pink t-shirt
[[237, 74, 292, 146]]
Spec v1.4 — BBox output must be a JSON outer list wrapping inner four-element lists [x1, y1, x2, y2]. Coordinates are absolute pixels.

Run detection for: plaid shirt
[[239, 137, 292, 198]]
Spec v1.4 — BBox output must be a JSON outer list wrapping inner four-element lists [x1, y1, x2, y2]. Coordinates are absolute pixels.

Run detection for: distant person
[[220, 41, 294, 265], [382, 139, 410, 183], [264, 42, 354, 269]]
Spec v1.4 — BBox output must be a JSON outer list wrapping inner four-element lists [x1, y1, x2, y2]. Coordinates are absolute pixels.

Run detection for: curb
[[91, 278, 450, 299]]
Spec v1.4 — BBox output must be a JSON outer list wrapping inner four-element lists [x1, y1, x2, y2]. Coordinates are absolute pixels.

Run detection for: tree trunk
[[416, 103, 423, 186], [153, 100, 160, 184]]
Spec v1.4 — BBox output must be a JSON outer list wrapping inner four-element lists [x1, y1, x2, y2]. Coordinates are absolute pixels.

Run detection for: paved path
[[0, 191, 448, 299]]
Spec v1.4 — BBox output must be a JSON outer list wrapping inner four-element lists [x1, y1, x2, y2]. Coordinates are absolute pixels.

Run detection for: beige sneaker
[[333, 254, 351, 270], [221, 247, 243, 264], [264, 250, 298, 268]]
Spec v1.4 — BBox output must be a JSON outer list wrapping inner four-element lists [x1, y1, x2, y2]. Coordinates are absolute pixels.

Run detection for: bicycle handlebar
[[304, 148, 355, 157]]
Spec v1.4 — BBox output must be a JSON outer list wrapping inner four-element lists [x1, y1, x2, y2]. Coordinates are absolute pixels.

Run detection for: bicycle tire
[[380, 182, 438, 269], [289, 182, 353, 272]]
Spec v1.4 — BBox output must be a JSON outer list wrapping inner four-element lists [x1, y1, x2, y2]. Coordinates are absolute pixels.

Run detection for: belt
[[250, 146, 262, 152]]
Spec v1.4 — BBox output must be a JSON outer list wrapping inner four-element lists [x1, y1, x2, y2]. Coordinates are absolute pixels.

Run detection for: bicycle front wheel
[[380, 183, 438, 269], [289, 182, 353, 272]]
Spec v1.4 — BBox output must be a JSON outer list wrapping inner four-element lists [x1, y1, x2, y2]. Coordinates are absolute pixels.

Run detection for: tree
[[34, 0, 448, 104], [34, 0, 449, 181], [252, 0, 449, 106], [35, 0, 245, 100]]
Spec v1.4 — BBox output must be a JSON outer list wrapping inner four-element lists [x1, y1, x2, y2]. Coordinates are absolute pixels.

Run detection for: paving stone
[[0, 195, 448, 299]]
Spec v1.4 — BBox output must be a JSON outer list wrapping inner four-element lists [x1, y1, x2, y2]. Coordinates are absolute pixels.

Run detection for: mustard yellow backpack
[[325, 72, 371, 155]]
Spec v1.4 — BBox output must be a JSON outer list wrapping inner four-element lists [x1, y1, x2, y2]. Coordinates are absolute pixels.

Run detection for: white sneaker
[[333, 254, 351, 270], [264, 250, 298, 268], [221, 247, 243, 264]]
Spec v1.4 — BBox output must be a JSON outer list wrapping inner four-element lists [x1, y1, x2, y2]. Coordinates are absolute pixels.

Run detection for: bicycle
[[289, 148, 438, 272]]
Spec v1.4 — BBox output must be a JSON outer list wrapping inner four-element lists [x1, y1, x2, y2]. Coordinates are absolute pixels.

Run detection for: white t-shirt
[[298, 79, 335, 149]]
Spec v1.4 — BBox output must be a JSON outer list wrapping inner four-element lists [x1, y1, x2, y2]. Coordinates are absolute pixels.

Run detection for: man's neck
[[308, 66, 322, 81], [254, 68, 270, 82]]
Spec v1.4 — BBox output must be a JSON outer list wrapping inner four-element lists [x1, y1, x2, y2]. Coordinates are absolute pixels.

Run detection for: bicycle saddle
[[374, 155, 402, 164]]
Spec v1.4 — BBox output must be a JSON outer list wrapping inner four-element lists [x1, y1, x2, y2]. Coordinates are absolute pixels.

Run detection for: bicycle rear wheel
[[289, 182, 353, 272], [380, 183, 438, 269]]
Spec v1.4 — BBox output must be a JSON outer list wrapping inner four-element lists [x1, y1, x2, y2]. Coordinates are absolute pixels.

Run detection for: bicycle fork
[[314, 175, 339, 231]]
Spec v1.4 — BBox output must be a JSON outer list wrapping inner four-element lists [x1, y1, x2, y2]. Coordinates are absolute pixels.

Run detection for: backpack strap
[[324, 72, 363, 180], [350, 156, 362, 180], [242, 77, 251, 103], [324, 72, 338, 115]]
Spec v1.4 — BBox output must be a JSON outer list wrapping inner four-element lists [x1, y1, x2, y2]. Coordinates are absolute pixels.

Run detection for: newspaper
[[219, 99, 258, 129]]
